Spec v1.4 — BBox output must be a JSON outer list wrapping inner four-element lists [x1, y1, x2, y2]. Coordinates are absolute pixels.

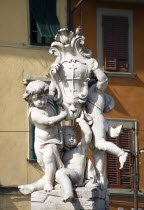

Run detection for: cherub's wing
[[103, 93, 115, 113]]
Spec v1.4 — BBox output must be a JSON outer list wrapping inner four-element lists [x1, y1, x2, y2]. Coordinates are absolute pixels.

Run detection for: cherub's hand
[[96, 78, 108, 92], [60, 110, 67, 118], [76, 111, 84, 123], [47, 119, 54, 125], [96, 81, 103, 90]]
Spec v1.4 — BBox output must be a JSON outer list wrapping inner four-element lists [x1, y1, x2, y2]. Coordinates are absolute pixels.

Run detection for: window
[[29, 0, 60, 46], [29, 123, 36, 160], [106, 118, 137, 189], [97, 8, 135, 77], [103, 16, 128, 72]]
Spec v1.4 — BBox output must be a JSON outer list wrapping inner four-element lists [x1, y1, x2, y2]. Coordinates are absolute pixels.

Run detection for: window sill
[[27, 158, 37, 163], [0, 43, 51, 50], [109, 188, 144, 196], [23, 75, 51, 85], [26, 44, 51, 50], [105, 71, 136, 78]]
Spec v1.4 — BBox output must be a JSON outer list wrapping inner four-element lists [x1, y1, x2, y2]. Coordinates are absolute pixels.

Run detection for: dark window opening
[[106, 128, 132, 189], [29, 0, 60, 46], [102, 16, 129, 72]]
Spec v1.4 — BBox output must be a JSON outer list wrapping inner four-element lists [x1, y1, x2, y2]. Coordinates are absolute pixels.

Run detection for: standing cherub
[[20, 80, 67, 192], [86, 72, 128, 185]]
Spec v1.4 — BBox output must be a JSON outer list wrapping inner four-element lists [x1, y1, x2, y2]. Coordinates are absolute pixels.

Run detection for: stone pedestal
[[31, 186, 109, 210]]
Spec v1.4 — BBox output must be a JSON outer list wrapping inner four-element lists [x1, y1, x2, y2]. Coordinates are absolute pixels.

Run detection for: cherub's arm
[[49, 80, 56, 97], [31, 109, 67, 126], [93, 68, 108, 92], [76, 113, 92, 147], [89, 58, 108, 92]]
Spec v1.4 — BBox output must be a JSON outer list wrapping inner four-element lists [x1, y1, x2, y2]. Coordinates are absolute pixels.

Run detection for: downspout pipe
[[133, 124, 139, 210], [67, 0, 86, 30], [67, 0, 72, 30], [71, 0, 86, 14]]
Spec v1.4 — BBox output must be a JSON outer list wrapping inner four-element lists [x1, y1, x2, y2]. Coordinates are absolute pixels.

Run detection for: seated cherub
[[55, 113, 92, 202], [20, 80, 67, 192]]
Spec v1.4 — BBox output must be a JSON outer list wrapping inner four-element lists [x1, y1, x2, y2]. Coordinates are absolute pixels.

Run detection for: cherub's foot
[[119, 152, 128, 169], [44, 183, 54, 192], [109, 125, 123, 138], [99, 176, 105, 186], [97, 176, 108, 189], [115, 125, 123, 136], [18, 184, 35, 195], [63, 193, 75, 203]]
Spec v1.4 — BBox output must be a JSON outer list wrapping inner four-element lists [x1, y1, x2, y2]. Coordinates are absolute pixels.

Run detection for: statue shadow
[[28, 161, 44, 179], [72, 199, 84, 210], [106, 87, 130, 116], [0, 187, 31, 209], [106, 75, 144, 116], [108, 74, 144, 87], [72, 188, 96, 210]]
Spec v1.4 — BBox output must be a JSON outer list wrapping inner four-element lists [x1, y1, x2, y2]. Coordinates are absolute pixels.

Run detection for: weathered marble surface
[[48, 28, 128, 185], [19, 28, 129, 210], [31, 185, 109, 210]]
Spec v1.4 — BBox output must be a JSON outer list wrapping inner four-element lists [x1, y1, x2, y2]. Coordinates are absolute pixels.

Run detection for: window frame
[[27, 0, 60, 48], [97, 8, 135, 77], [106, 118, 138, 194]]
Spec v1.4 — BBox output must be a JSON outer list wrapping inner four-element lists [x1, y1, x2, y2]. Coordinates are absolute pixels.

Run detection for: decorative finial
[[75, 26, 82, 35]]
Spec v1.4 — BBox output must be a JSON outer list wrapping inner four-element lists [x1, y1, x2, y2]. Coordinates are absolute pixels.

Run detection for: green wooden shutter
[[31, 124, 37, 160], [30, 0, 60, 38], [106, 128, 132, 188], [44, 0, 60, 37], [102, 16, 129, 72]]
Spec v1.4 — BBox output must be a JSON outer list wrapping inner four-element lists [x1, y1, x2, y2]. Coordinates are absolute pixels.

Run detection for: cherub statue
[[19, 80, 67, 192], [86, 72, 128, 185], [56, 113, 92, 202], [48, 29, 128, 187], [19, 29, 128, 203], [19, 112, 93, 203]]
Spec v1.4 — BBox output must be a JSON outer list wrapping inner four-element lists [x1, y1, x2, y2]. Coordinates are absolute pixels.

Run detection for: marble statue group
[[19, 29, 128, 203]]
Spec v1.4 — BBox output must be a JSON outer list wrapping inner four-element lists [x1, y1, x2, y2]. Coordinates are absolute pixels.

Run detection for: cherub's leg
[[34, 140, 45, 171], [91, 147, 105, 186], [92, 115, 128, 176], [94, 134, 128, 169], [94, 133, 128, 169], [108, 124, 123, 138], [55, 168, 78, 203], [18, 175, 45, 195], [43, 144, 57, 192]]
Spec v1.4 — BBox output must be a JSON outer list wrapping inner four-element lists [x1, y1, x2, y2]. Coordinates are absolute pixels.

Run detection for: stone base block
[[31, 186, 109, 210]]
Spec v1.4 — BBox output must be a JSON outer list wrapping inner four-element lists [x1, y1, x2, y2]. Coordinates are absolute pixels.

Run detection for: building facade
[[0, 0, 144, 209]]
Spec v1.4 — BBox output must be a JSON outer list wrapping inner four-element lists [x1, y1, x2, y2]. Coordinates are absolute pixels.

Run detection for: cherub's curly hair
[[23, 80, 49, 103]]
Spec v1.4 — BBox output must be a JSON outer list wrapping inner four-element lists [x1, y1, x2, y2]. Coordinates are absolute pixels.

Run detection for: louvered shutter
[[106, 128, 132, 188], [102, 16, 129, 72]]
